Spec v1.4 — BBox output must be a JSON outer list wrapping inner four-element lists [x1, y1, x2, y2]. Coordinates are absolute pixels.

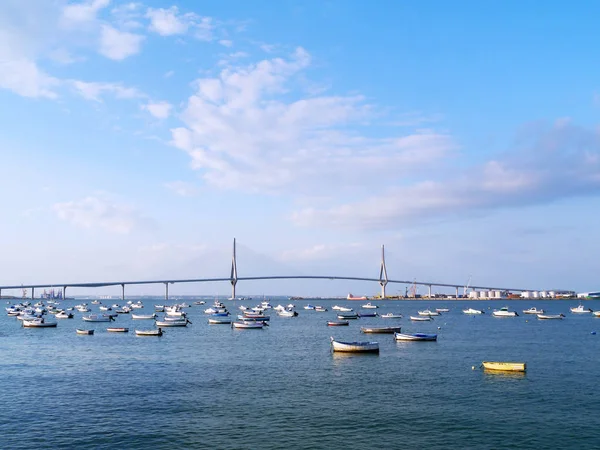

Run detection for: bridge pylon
[[230, 238, 238, 299], [379, 245, 388, 299]]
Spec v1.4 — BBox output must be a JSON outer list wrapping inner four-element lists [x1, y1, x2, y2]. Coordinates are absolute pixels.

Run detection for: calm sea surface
[[2, 298, 600, 449]]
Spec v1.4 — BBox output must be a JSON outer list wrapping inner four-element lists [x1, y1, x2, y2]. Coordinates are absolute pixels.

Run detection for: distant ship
[[347, 293, 368, 300]]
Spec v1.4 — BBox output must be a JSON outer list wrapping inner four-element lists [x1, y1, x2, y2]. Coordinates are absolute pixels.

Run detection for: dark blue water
[[2, 299, 600, 449]]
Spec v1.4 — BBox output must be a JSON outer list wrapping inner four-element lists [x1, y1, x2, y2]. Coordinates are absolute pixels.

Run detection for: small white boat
[[418, 310, 440, 316], [339, 307, 353, 312], [135, 329, 163, 336], [594, 311, 600, 317], [570, 304, 593, 314], [155, 319, 190, 327], [523, 307, 544, 314], [360, 326, 401, 334], [463, 308, 485, 315], [107, 327, 129, 333], [83, 314, 115, 322], [132, 313, 157, 320], [304, 305, 315, 310], [76, 329, 94, 335], [22, 318, 57, 328], [277, 310, 298, 317], [315, 306, 328, 312], [55, 311, 74, 319], [436, 308, 450, 313], [232, 321, 265, 329], [330, 337, 379, 353], [394, 332, 437, 341], [537, 314, 565, 320], [410, 316, 432, 321], [208, 317, 232, 324], [381, 313, 403, 319], [492, 307, 518, 317], [332, 305, 343, 310], [362, 303, 378, 309]]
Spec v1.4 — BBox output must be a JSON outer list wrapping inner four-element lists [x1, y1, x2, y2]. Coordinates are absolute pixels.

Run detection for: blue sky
[[1, 0, 599, 297]]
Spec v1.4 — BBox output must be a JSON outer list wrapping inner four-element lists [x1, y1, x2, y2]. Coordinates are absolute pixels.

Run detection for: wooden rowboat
[[482, 361, 526, 372], [360, 326, 401, 334], [135, 329, 163, 336], [330, 337, 379, 353], [76, 329, 94, 335], [394, 332, 437, 341], [537, 314, 564, 320], [327, 321, 349, 326]]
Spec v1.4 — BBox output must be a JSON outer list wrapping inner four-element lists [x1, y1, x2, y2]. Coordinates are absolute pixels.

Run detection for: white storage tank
[[479, 290, 488, 299], [469, 291, 478, 299], [532, 291, 539, 298], [521, 291, 531, 299], [540, 291, 548, 298], [494, 290, 502, 299]]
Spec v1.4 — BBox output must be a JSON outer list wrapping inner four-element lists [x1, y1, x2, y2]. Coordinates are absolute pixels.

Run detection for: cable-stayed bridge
[[0, 239, 537, 301]]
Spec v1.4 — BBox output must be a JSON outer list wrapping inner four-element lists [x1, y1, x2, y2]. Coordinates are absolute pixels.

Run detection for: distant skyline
[[1, 1, 599, 296]]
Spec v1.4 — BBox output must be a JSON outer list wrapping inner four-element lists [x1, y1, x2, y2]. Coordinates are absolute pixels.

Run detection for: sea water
[[1, 299, 600, 449]]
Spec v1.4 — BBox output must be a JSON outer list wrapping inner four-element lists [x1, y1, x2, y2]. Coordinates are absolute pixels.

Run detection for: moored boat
[[537, 314, 565, 320], [418, 309, 440, 316], [492, 307, 518, 317], [362, 303, 378, 309], [360, 326, 401, 334], [55, 311, 74, 319], [155, 319, 190, 327], [83, 314, 115, 322], [570, 304, 593, 314], [463, 308, 485, 315], [410, 316, 432, 321], [337, 313, 359, 320], [208, 317, 232, 324], [107, 327, 129, 332], [315, 306, 328, 312], [358, 312, 377, 318], [76, 329, 94, 335], [132, 313, 157, 320], [22, 318, 57, 328], [436, 308, 450, 313], [523, 307, 544, 314], [330, 336, 379, 353], [394, 332, 437, 341], [327, 321, 349, 326], [135, 328, 163, 336], [380, 313, 403, 319], [482, 361, 526, 372], [232, 321, 265, 329]]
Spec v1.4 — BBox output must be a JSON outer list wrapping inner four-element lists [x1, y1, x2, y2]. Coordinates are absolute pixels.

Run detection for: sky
[[1, 0, 599, 298]]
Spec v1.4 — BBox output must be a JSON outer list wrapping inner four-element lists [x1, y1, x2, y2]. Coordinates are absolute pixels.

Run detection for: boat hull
[[330, 337, 379, 353], [360, 327, 401, 334], [394, 333, 437, 341], [482, 361, 526, 372], [327, 321, 349, 326]]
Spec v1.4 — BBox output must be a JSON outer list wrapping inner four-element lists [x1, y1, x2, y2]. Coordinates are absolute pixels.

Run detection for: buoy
[[472, 366, 476, 370], [437, 326, 441, 330], [592, 331, 597, 335]]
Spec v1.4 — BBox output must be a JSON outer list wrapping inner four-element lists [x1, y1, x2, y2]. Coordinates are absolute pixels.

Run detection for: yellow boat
[[482, 361, 526, 372]]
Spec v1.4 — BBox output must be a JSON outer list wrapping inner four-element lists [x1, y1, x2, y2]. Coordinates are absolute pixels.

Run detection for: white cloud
[[0, 59, 60, 99], [164, 181, 199, 197], [70, 80, 143, 101], [171, 47, 456, 194], [61, 0, 110, 26], [292, 121, 600, 230], [99, 24, 144, 60], [146, 6, 213, 40], [53, 195, 149, 234], [219, 39, 233, 47], [142, 101, 172, 119]]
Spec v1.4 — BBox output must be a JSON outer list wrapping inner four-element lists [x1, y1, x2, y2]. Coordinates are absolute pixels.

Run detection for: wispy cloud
[[164, 181, 199, 197], [142, 101, 173, 119], [53, 194, 152, 234], [292, 120, 600, 229], [170, 47, 456, 194]]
